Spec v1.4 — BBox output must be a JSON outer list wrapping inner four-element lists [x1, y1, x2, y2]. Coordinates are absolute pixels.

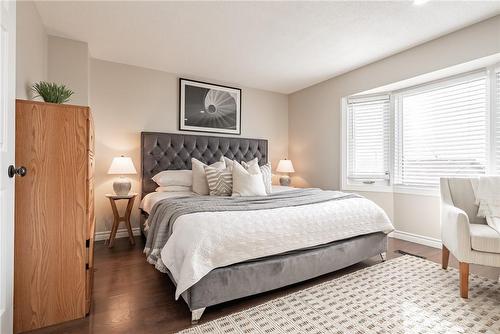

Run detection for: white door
[[0, 0, 15, 333]]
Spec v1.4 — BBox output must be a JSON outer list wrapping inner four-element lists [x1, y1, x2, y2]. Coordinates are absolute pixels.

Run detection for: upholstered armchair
[[440, 178, 500, 298]]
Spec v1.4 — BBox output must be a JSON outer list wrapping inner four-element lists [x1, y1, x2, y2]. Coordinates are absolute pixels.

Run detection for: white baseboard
[[95, 227, 141, 241], [389, 230, 442, 249]]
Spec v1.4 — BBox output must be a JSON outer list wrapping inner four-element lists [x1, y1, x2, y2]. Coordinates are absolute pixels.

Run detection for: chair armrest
[[441, 203, 472, 261]]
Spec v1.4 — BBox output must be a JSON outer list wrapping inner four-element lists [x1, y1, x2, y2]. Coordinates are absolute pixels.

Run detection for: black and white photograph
[[179, 78, 241, 134]]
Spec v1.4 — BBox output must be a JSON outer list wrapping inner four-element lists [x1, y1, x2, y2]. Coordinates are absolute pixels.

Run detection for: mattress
[[140, 190, 198, 214]]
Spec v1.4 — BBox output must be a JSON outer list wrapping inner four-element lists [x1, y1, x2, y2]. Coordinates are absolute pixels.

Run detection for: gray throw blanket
[[144, 188, 359, 272]]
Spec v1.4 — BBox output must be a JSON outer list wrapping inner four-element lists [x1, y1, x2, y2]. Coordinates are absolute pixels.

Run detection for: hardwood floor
[[28, 237, 500, 334]]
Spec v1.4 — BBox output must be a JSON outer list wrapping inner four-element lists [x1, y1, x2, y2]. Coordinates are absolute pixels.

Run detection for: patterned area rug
[[178, 255, 499, 334]]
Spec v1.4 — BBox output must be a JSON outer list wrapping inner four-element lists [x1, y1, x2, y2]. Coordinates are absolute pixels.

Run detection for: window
[[394, 73, 488, 188], [346, 95, 390, 185], [343, 66, 500, 194]]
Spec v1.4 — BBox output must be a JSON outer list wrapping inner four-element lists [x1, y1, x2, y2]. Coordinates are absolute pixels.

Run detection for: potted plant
[[32, 81, 74, 104]]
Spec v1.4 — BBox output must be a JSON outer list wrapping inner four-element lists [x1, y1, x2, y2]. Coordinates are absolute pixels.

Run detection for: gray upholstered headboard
[[141, 132, 268, 198]]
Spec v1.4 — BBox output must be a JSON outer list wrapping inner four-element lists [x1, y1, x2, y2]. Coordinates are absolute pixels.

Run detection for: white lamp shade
[[108, 156, 137, 175], [276, 159, 295, 173]]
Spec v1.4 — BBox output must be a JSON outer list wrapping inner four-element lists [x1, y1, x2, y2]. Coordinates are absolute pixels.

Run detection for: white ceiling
[[35, 1, 500, 94]]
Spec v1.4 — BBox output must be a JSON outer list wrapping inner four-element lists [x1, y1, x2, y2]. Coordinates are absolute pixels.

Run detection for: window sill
[[342, 184, 441, 197]]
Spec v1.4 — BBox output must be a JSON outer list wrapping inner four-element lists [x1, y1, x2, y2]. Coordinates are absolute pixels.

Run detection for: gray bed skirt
[[170, 232, 387, 311]]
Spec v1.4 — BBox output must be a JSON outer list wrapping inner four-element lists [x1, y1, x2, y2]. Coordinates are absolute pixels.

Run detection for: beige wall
[[16, 1, 47, 99], [18, 8, 500, 242], [15, 8, 88, 106], [90, 59, 289, 233], [48, 36, 89, 105], [289, 15, 500, 240]]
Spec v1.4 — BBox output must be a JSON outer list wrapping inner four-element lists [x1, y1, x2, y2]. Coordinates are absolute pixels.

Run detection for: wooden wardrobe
[[13, 100, 95, 333]]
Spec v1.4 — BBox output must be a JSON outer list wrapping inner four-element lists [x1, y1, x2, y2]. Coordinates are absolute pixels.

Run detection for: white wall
[[16, 1, 47, 99], [289, 15, 500, 241], [48, 36, 89, 105], [90, 58, 289, 233]]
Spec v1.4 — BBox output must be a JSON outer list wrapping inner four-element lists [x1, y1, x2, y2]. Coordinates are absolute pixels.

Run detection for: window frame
[[490, 65, 500, 174], [341, 96, 393, 193], [341, 64, 499, 197]]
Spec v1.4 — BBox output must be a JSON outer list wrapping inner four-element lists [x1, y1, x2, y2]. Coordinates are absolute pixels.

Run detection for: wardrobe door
[[14, 100, 88, 333], [85, 111, 96, 314]]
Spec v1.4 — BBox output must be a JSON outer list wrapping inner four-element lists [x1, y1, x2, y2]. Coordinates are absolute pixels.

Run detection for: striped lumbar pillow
[[259, 163, 272, 194], [204, 166, 233, 196]]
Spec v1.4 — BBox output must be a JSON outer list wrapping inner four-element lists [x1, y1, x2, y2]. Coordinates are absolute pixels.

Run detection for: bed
[[140, 132, 393, 323]]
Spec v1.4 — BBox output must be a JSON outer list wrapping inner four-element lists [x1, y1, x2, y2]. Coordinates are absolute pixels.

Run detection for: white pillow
[[232, 161, 267, 196], [152, 170, 192, 187], [191, 158, 226, 195], [224, 157, 259, 173], [242, 159, 272, 194], [223, 156, 233, 171], [155, 185, 192, 192]]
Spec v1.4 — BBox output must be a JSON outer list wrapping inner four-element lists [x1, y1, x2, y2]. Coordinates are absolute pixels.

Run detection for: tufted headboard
[[141, 132, 268, 198]]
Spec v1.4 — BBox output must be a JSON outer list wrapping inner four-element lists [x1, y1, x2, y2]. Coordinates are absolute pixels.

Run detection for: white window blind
[[394, 73, 488, 188], [495, 70, 500, 174], [347, 95, 390, 183]]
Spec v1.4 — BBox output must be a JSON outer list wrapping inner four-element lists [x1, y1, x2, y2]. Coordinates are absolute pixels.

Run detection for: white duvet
[[145, 190, 394, 299]]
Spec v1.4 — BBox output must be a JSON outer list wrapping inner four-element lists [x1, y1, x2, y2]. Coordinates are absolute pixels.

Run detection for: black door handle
[[8, 165, 27, 178]]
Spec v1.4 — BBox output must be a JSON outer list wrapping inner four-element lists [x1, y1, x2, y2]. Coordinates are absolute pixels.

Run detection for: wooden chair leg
[[442, 245, 450, 269], [459, 262, 469, 299]]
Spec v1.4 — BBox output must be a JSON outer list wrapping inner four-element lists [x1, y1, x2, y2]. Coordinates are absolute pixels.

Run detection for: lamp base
[[279, 175, 291, 186], [113, 177, 131, 196]]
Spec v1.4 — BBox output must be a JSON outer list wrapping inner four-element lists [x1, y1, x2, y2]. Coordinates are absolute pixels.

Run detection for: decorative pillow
[[152, 170, 192, 187], [191, 158, 226, 195], [155, 185, 192, 192], [224, 157, 259, 173], [242, 159, 272, 194], [232, 161, 267, 197], [259, 163, 273, 194], [204, 166, 233, 196], [223, 157, 234, 171]]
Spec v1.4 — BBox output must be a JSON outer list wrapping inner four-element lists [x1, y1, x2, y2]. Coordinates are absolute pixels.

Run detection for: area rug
[[178, 255, 499, 334]]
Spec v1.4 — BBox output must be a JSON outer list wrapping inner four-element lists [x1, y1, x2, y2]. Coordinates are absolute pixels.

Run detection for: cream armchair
[[440, 178, 500, 298]]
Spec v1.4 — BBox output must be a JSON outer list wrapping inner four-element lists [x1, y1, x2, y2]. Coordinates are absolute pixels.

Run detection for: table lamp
[[108, 156, 137, 195], [276, 159, 295, 186]]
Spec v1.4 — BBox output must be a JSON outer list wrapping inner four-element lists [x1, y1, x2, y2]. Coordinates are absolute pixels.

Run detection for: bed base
[[164, 232, 388, 324]]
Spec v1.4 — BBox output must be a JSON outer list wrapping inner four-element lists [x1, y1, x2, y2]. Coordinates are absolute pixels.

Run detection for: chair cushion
[[470, 224, 500, 253]]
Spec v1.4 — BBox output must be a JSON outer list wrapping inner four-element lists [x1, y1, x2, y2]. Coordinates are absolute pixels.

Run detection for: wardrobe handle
[[8, 165, 27, 178]]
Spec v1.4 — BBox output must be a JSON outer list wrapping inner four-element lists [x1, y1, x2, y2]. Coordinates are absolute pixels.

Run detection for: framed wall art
[[179, 78, 241, 135]]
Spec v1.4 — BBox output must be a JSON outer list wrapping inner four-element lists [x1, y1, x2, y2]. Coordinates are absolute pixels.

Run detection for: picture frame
[[179, 78, 241, 135]]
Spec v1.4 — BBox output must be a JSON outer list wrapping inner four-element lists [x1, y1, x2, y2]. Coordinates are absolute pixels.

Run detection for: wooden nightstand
[[105, 193, 137, 248]]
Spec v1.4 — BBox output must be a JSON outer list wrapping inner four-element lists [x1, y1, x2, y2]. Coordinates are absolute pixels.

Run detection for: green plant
[[32, 81, 74, 104]]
